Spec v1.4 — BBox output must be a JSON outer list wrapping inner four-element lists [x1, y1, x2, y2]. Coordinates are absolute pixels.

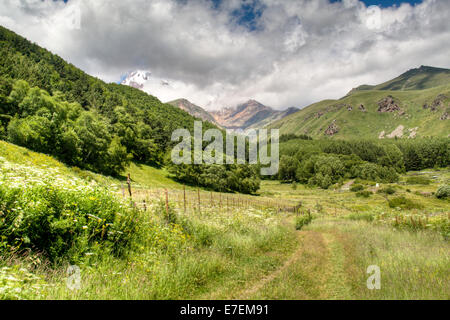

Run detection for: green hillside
[[0, 25, 216, 175], [0, 25, 261, 193], [269, 67, 450, 139]]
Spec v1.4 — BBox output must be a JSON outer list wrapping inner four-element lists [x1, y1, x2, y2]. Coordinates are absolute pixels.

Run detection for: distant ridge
[[348, 66, 450, 94]]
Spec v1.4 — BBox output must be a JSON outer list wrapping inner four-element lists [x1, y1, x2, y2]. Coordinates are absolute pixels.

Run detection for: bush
[[356, 190, 372, 198], [388, 196, 424, 210], [295, 213, 313, 230], [377, 186, 396, 195], [435, 185, 450, 199], [350, 184, 364, 192], [406, 176, 431, 185], [0, 163, 138, 262]]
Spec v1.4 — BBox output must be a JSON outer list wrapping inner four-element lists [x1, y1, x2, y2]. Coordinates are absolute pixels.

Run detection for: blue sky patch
[[330, 0, 423, 7]]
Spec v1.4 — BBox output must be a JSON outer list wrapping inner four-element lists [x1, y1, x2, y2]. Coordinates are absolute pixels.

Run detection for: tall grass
[[0, 159, 297, 299], [309, 219, 450, 300]]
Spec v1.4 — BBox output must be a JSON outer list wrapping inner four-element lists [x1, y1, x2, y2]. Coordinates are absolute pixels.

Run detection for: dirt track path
[[236, 228, 356, 300]]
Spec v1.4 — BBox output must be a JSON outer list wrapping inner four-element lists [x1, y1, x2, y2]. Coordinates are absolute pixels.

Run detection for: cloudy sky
[[1, 0, 449, 110]]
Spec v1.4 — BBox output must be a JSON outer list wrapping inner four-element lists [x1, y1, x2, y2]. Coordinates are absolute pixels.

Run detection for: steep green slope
[[269, 67, 450, 139], [349, 66, 450, 93], [0, 25, 216, 174]]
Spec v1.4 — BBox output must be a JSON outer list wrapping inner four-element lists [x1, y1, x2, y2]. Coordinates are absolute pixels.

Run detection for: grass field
[[0, 140, 449, 300]]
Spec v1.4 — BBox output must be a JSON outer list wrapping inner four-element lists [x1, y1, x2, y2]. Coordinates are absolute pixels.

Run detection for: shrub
[[295, 213, 313, 230], [435, 185, 450, 199], [388, 196, 424, 210], [350, 184, 364, 192], [406, 176, 431, 185], [377, 186, 396, 195], [356, 191, 372, 198]]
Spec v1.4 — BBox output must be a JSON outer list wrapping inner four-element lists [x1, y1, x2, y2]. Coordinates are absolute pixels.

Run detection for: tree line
[[278, 138, 449, 188]]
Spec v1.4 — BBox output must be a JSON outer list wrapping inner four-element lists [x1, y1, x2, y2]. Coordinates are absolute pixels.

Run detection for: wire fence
[[119, 175, 304, 215]]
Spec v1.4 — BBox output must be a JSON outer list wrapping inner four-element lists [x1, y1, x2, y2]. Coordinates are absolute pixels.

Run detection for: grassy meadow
[[0, 140, 449, 300]]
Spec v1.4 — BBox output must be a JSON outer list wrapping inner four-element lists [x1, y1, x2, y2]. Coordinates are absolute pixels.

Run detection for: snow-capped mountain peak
[[121, 70, 152, 89]]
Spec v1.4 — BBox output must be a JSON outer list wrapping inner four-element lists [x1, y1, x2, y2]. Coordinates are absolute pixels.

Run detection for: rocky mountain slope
[[268, 66, 450, 139], [168, 98, 218, 124], [210, 99, 298, 130]]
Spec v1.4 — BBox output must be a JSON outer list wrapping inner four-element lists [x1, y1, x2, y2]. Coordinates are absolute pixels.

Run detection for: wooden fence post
[[197, 188, 201, 213], [165, 189, 169, 216], [126, 173, 132, 198], [183, 186, 186, 214]]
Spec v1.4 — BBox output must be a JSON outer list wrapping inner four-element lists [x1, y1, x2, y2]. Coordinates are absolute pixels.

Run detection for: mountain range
[[121, 72, 298, 130], [209, 100, 298, 130], [268, 66, 450, 139]]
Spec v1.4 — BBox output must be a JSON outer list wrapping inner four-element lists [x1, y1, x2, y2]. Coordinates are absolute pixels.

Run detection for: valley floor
[[229, 218, 449, 300], [0, 141, 449, 300], [28, 216, 450, 300]]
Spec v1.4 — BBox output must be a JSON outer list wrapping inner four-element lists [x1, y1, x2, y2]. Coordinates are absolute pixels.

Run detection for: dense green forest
[[278, 138, 449, 189]]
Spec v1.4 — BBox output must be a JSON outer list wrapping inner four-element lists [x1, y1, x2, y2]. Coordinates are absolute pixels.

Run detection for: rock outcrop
[[378, 96, 401, 113], [325, 120, 339, 136], [315, 111, 324, 119], [386, 125, 404, 138], [408, 127, 418, 139], [431, 94, 447, 111]]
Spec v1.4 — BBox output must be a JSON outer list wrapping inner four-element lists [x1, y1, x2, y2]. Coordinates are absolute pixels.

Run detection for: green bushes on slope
[[0, 160, 138, 262]]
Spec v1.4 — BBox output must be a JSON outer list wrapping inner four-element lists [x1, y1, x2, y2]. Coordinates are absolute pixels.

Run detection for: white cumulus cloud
[[0, 0, 449, 110]]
